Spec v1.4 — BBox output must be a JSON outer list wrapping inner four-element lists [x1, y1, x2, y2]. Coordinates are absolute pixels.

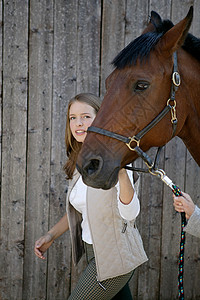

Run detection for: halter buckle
[[172, 71, 181, 87], [126, 136, 140, 151]]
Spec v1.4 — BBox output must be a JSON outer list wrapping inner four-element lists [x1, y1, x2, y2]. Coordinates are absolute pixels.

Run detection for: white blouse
[[69, 170, 140, 244]]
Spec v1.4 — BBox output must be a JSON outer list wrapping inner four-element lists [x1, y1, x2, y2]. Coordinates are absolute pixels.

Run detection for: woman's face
[[69, 101, 96, 143]]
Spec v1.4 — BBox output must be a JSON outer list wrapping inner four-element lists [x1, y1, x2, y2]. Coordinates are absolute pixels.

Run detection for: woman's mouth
[[75, 130, 86, 136]]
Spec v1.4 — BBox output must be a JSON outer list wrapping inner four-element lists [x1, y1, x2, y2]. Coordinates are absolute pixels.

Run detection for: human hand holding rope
[[173, 192, 195, 219]]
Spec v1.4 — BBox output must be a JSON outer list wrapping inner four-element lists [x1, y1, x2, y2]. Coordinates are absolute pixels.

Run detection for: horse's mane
[[112, 17, 200, 69]]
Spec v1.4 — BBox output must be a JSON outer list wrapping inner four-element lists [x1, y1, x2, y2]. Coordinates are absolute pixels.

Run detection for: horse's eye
[[134, 81, 150, 92]]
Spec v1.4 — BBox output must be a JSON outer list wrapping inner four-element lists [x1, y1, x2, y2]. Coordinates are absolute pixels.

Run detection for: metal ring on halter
[[172, 71, 181, 86], [126, 136, 140, 151], [167, 98, 176, 108], [148, 168, 166, 179], [144, 160, 154, 169]]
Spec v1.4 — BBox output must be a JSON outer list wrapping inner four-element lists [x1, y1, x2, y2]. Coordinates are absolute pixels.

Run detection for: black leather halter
[[88, 52, 180, 171]]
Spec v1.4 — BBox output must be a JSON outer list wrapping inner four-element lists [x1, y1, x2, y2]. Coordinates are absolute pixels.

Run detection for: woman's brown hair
[[63, 93, 102, 179]]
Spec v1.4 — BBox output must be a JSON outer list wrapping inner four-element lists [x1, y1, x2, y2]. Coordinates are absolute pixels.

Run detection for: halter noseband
[[87, 52, 180, 170]]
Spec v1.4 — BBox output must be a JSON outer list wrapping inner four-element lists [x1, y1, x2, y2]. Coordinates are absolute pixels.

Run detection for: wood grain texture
[[23, 1, 54, 299], [48, 1, 78, 298], [0, 1, 28, 299], [100, 0, 126, 96]]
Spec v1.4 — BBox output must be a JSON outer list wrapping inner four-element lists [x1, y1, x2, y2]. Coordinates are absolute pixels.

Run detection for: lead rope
[[173, 185, 187, 300]]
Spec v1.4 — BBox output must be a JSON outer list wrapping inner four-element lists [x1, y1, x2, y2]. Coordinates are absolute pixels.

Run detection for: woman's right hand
[[34, 233, 54, 260]]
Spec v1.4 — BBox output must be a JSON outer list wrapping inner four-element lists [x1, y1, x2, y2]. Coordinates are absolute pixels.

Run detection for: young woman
[[173, 192, 200, 238], [34, 93, 148, 299]]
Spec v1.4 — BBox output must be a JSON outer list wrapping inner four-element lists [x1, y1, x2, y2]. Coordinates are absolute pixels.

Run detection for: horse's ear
[[156, 6, 193, 56], [142, 11, 162, 34], [150, 11, 162, 28]]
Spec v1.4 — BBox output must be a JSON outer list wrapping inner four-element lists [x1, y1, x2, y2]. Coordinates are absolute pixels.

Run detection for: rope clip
[[148, 168, 174, 190]]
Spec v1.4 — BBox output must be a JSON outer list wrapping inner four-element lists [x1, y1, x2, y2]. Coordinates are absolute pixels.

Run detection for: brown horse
[[77, 7, 200, 189]]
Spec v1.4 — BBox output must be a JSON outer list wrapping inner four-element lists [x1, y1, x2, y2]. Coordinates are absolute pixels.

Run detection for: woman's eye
[[134, 81, 150, 92], [70, 117, 75, 120]]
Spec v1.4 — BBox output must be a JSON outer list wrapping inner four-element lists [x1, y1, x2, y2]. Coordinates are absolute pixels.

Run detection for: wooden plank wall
[[0, 0, 199, 299]]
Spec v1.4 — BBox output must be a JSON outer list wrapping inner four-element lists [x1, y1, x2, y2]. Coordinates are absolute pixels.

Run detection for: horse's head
[[77, 7, 193, 189]]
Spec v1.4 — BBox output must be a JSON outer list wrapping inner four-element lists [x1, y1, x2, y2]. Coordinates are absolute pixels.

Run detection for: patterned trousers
[[68, 243, 133, 300]]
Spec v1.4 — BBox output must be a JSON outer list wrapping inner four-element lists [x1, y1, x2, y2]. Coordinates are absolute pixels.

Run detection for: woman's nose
[[76, 118, 83, 126]]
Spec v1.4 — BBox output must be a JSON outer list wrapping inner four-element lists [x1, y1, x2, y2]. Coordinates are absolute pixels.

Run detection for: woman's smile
[[75, 129, 87, 136]]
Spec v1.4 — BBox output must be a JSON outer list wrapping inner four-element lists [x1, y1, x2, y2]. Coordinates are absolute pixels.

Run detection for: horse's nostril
[[85, 159, 100, 176]]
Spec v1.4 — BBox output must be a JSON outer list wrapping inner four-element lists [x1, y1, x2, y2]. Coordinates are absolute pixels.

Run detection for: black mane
[[112, 18, 200, 69]]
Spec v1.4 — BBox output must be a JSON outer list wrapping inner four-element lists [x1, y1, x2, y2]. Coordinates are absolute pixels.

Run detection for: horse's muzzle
[[76, 155, 119, 189]]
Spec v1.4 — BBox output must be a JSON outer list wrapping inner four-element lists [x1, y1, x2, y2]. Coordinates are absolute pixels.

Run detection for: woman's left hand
[[173, 192, 195, 219]]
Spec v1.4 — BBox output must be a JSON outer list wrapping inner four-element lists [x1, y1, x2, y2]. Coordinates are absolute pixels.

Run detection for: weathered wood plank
[[0, 1, 28, 299], [47, 1, 78, 298], [100, 0, 126, 96], [136, 149, 165, 299], [193, 0, 200, 37], [23, 1, 53, 299], [126, 0, 149, 45], [0, 0, 2, 194], [70, 0, 102, 293], [150, 0, 172, 19], [76, 0, 101, 95]]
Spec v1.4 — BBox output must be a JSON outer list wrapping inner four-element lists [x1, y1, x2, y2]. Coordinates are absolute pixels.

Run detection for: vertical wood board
[[100, 0, 126, 96], [0, 1, 28, 299], [47, 1, 78, 298], [23, 1, 54, 299], [76, 0, 101, 95]]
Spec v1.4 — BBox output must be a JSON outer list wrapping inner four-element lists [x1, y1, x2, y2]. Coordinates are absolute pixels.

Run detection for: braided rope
[[172, 185, 187, 300]]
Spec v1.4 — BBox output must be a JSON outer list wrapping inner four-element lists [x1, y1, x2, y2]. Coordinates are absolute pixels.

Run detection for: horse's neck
[[180, 106, 200, 167], [178, 54, 200, 166], [180, 127, 200, 166]]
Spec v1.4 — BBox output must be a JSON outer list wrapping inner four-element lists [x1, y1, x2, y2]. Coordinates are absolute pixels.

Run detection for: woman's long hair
[[64, 93, 102, 179]]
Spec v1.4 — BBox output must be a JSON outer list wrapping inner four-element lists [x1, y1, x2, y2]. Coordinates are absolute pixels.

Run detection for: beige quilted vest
[[66, 171, 148, 281]]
